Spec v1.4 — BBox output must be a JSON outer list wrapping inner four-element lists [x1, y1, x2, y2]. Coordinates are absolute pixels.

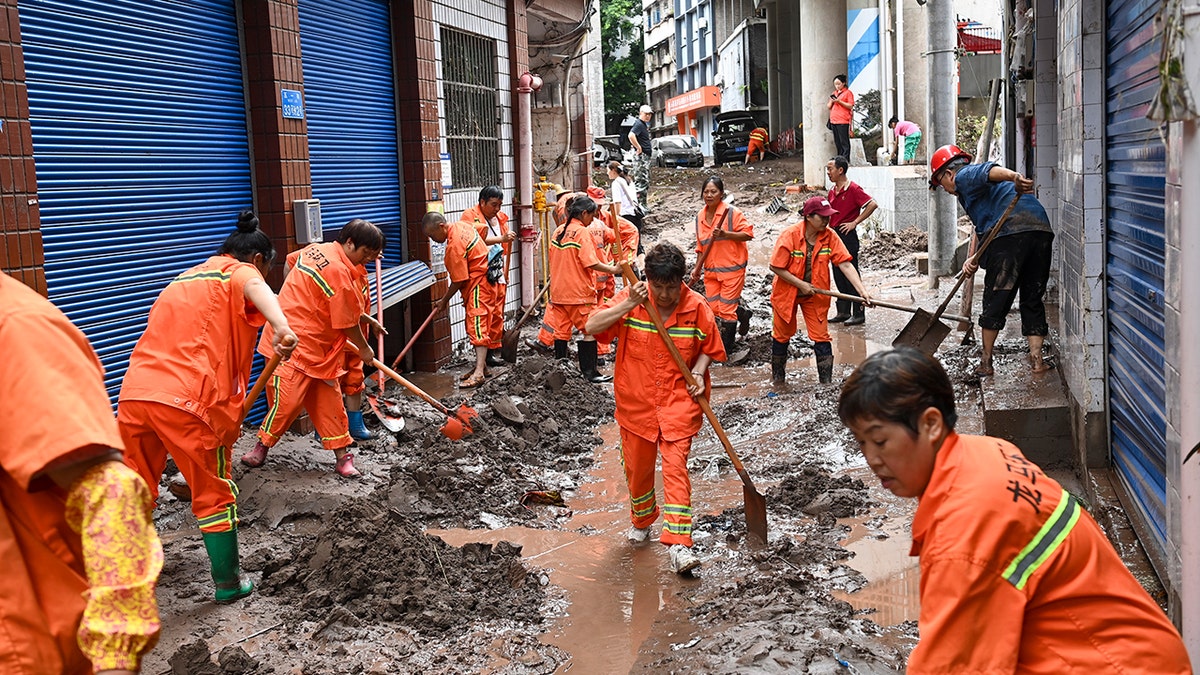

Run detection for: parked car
[[711, 111, 759, 167], [652, 134, 705, 168], [592, 135, 623, 166]]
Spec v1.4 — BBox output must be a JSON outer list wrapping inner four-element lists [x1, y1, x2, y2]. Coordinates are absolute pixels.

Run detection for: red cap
[[586, 186, 607, 201], [802, 196, 837, 217]]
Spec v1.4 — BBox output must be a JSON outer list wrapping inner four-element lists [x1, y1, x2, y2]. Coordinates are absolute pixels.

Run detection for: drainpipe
[[517, 71, 543, 307], [879, 0, 893, 159], [895, 0, 905, 121]]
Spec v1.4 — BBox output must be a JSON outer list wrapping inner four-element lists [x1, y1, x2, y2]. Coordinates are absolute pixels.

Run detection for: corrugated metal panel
[[19, 0, 253, 403], [366, 260, 436, 312], [1105, 0, 1167, 557], [298, 0, 404, 264]]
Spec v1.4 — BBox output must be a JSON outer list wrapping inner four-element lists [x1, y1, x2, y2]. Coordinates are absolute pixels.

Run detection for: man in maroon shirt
[[826, 155, 878, 325]]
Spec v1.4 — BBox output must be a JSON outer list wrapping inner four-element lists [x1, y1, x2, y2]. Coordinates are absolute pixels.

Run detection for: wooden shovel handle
[[931, 192, 1022, 320], [371, 358, 452, 416], [242, 335, 297, 417], [390, 308, 439, 369], [511, 284, 552, 332], [810, 288, 973, 325]]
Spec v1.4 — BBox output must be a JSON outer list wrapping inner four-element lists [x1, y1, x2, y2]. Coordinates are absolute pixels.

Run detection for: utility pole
[[926, 0, 957, 284]]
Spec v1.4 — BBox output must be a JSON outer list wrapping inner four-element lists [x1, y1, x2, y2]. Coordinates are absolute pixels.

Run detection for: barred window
[[441, 27, 499, 189]]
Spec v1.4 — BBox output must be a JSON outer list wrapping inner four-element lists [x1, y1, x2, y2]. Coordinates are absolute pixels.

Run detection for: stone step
[[980, 363, 1072, 468]]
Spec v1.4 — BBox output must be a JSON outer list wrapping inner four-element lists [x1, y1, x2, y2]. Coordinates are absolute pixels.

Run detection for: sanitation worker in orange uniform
[[838, 347, 1193, 675], [587, 242, 726, 575], [461, 185, 515, 367], [120, 210, 297, 604], [769, 195, 872, 385], [585, 188, 618, 361], [2, 271, 162, 673], [422, 210, 493, 387], [745, 126, 769, 164], [691, 175, 754, 362], [242, 219, 384, 477]]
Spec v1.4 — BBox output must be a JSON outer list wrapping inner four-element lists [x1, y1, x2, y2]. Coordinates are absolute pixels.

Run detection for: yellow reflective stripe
[[466, 233, 483, 256], [171, 270, 233, 285], [818, 248, 832, 255], [316, 431, 352, 443], [295, 259, 335, 297], [1002, 489, 1081, 590], [790, 250, 805, 257], [260, 375, 283, 435], [663, 504, 692, 516], [631, 489, 655, 505], [622, 318, 707, 340], [663, 521, 692, 533], [633, 503, 657, 517], [550, 240, 582, 250]]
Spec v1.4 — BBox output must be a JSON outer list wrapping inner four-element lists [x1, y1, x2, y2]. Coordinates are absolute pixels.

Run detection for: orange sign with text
[[665, 86, 721, 117]]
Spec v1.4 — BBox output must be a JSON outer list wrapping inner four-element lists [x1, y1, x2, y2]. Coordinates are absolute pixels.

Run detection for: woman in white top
[[607, 161, 644, 253]]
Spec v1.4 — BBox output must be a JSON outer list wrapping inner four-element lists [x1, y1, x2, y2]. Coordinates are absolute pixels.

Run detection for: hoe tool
[[390, 308, 439, 369], [371, 359, 478, 440], [893, 193, 1021, 354]]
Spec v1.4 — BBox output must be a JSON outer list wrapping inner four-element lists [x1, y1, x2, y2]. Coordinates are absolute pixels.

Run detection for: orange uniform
[[1, 272, 160, 673], [746, 127, 769, 160], [909, 433, 1191, 673], [463, 205, 511, 349], [598, 208, 639, 266], [285, 249, 369, 397], [769, 223, 851, 343], [695, 202, 753, 321], [587, 221, 618, 357], [594, 285, 726, 546], [443, 219, 491, 346], [538, 218, 603, 343], [258, 242, 363, 450], [119, 255, 267, 533]]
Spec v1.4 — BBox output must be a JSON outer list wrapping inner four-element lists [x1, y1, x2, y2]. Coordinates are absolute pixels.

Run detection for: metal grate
[[441, 27, 499, 189]]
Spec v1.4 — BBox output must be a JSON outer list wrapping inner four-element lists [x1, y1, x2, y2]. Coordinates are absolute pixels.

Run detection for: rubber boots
[[578, 341, 612, 383], [844, 303, 865, 326], [719, 319, 738, 358], [347, 410, 373, 441], [830, 298, 851, 323], [770, 340, 788, 384], [554, 339, 569, 361], [816, 355, 834, 384], [486, 348, 506, 368], [202, 528, 253, 603], [736, 303, 752, 337]]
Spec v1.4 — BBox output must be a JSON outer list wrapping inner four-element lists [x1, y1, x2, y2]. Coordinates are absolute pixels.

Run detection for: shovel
[[610, 214, 768, 546], [390, 308, 439, 369], [811, 288, 973, 326], [893, 193, 1021, 354], [242, 336, 297, 417], [500, 284, 552, 363], [371, 359, 478, 440], [368, 258, 405, 433]]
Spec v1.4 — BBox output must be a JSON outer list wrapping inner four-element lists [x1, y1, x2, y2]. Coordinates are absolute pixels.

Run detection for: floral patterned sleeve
[[64, 461, 163, 672]]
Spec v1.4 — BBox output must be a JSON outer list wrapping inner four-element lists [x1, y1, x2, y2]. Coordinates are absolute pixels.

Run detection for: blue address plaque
[[281, 88, 304, 120]]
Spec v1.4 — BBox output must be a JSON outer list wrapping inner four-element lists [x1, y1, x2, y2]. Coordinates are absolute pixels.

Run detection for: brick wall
[[1054, 0, 1107, 466], [0, 0, 45, 294], [242, 0, 312, 289]]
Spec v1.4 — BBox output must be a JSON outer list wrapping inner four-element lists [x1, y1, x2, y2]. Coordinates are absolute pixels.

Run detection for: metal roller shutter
[[298, 0, 405, 264], [19, 0, 253, 402], [1104, 0, 1167, 558]]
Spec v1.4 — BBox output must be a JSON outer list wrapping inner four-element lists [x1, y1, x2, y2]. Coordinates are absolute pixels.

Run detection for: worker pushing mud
[[587, 242, 726, 574], [119, 210, 297, 603], [2, 270, 162, 672], [691, 175, 754, 363], [421, 211, 492, 387], [839, 348, 1192, 673]]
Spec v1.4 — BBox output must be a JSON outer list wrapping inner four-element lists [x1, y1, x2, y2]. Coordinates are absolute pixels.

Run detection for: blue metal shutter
[[19, 0, 253, 403], [1104, 0, 1167, 556], [298, 0, 404, 264]]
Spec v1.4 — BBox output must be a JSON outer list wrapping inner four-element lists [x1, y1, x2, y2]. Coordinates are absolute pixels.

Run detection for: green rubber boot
[[202, 528, 254, 603]]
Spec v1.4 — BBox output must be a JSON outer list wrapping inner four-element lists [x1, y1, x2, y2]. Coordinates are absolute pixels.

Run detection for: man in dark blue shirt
[[627, 105, 653, 209], [930, 145, 1054, 376]]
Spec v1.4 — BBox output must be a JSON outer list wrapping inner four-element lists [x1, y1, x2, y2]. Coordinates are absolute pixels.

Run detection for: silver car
[[652, 134, 705, 168]]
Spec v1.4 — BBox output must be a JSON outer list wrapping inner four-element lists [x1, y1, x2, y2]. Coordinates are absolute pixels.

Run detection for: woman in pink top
[[889, 117, 923, 164]]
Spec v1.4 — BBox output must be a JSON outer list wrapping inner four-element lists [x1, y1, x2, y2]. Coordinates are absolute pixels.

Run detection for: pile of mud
[[860, 226, 928, 269], [768, 465, 872, 519], [258, 497, 546, 635], [383, 356, 613, 529]]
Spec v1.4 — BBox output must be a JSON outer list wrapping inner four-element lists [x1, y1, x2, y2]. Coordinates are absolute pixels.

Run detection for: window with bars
[[441, 27, 500, 189]]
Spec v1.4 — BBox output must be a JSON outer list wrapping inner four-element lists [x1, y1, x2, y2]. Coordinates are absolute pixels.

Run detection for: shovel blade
[[367, 394, 404, 433], [915, 321, 952, 355], [894, 308, 951, 354], [744, 486, 768, 547], [500, 330, 519, 364], [439, 416, 466, 440], [455, 404, 480, 426]]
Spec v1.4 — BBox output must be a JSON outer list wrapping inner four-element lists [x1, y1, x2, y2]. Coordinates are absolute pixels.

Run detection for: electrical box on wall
[[294, 199, 322, 243]]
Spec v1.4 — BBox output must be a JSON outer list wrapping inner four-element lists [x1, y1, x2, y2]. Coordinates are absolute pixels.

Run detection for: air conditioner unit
[[697, 17, 708, 30], [294, 199, 322, 243]]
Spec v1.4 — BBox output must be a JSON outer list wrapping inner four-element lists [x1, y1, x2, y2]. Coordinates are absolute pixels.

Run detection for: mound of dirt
[[769, 467, 872, 518], [860, 226, 928, 269], [259, 497, 546, 636]]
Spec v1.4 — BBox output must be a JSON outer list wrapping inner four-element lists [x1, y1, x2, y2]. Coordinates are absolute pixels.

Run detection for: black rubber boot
[[736, 303, 752, 337], [719, 319, 738, 357], [845, 303, 865, 326], [770, 340, 788, 383], [554, 339, 569, 360], [578, 341, 612, 383], [486, 348, 506, 367], [816, 356, 834, 384]]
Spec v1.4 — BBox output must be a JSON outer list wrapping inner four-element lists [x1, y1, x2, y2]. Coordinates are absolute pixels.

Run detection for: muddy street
[[144, 157, 994, 674]]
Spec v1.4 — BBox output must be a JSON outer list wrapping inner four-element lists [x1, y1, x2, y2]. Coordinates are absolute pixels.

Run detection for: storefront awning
[[665, 86, 721, 117]]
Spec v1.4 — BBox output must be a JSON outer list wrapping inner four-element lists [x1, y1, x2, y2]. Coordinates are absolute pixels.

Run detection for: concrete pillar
[[800, 0, 847, 186], [926, 0, 956, 280]]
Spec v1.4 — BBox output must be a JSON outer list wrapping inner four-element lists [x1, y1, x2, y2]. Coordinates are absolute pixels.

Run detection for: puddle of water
[[385, 370, 459, 401]]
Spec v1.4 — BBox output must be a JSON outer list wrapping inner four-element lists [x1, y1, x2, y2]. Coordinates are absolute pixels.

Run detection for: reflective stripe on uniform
[[622, 317, 708, 340], [1002, 489, 1081, 590], [704, 262, 748, 273], [170, 269, 233, 285], [295, 259, 335, 297]]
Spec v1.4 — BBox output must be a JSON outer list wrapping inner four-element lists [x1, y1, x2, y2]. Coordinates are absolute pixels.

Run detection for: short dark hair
[[942, 157, 970, 175], [830, 155, 849, 173], [478, 185, 503, 203], [643, 242, 685, 283], [888, 116, 900, 127], [566, 195, 598, 222], [421, 211, 446, 233], [337, 218, 386, 251], [701, 175, 725, 194], [838, 347, 958, 436], [834, 74, 847, 85]]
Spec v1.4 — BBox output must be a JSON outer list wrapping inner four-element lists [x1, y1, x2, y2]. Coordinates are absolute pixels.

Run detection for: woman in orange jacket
[[692, 176, 754, 361], [119, 210, 297, 604], [838, 348, 1192, 674]]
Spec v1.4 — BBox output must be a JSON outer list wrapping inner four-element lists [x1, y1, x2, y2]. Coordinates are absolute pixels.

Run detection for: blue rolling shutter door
[[1104, 0, 1167, 557], [298, 0, 404, 264], [19, 0, 253, 402]]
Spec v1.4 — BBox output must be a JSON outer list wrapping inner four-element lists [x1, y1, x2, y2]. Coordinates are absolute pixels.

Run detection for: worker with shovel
[[930, 144, 1054, 376], [838, 348, 1191, 673], [2, 271, 163, 673], [769, 196, 873, 384], [693, 176, 754, 363], [461, 185, 516, 368], [586, 242, 726, 574], [242, 219, 384, 477], [121, 210, 297, 603], [421, 211, 493, 387]]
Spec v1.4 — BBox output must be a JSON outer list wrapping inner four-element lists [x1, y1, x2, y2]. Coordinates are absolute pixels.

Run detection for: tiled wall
[[0, 0, 46, 294], [1054, 0, 1107, 465]]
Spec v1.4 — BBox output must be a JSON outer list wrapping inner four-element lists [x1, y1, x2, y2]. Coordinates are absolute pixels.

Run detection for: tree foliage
[[600, 0, 645, 134]]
